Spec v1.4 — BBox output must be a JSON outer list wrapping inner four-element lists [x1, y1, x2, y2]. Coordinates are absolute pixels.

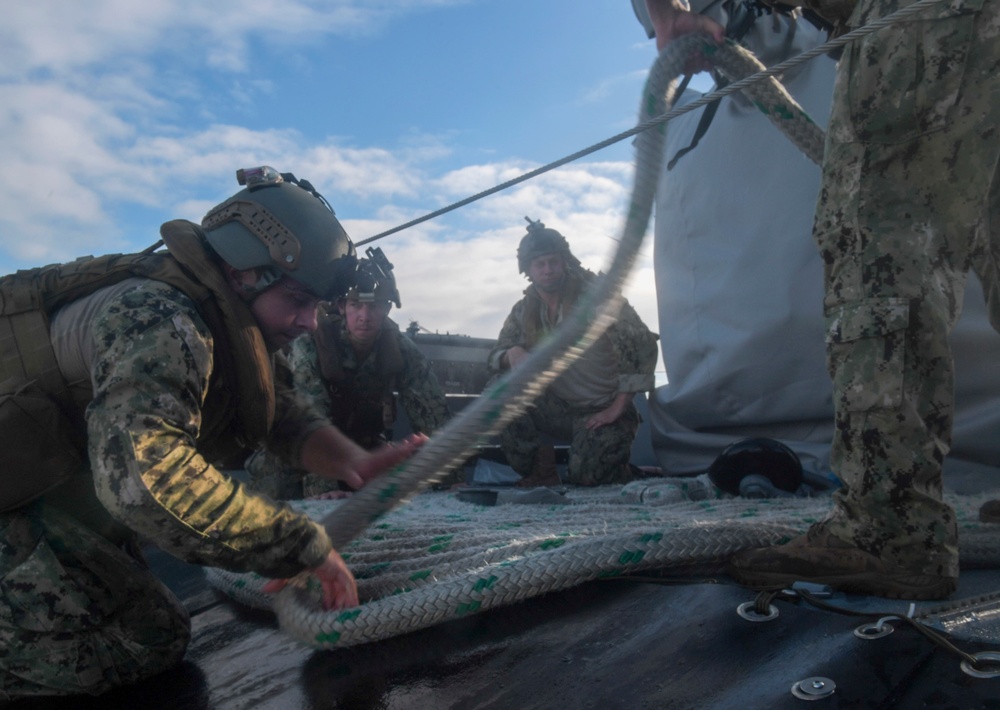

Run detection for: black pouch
[[0, 380, 84, 512]]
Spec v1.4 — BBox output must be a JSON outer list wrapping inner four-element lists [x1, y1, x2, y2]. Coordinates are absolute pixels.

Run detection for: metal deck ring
[[791, 676, 836, 700], [854, 621, 894, 640], [737, 601, 779, 622], [961, 651, 1000, 679]]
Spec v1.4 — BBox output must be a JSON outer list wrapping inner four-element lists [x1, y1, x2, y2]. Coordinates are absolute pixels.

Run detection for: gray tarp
[[634, 1, 1000, 483]]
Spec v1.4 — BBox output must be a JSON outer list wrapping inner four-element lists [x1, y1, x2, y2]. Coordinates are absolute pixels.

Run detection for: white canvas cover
[[634, 2, 1000, 483]]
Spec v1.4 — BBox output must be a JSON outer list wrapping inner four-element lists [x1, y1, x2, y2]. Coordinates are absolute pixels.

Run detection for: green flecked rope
[[315, 32, 821, 557], [269, 36, 821, 645], [206, 489, 1000, 649], [208, 4, 987, 649], [222, 35, 829, 647]]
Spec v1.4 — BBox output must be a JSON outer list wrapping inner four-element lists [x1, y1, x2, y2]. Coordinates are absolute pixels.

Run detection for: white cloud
[[0, 0, 462, 269], [357, 160, 661, 372], [0, 82, 155, 263], [0, 107, 433, 268], [0, 102, 655, 335], [298, 146, 426, 199], [0, 0, 663, 369], [1, 3, 173, 76], [0, 1, 474, 77]]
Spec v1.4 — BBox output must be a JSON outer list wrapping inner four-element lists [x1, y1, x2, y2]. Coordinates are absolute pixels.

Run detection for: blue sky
[[1, 0, 714, 370]]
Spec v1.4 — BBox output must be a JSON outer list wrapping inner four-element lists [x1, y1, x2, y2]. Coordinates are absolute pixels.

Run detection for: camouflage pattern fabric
[[247, 319, 450, 498], [291, 318, 450, 444], [813, 0, 1000, 577], [1, 280, 333, 698], [86, 282, 331, 575], [499, 390, 641, 486], [489, 268, 658, 486], [0, 502, 190, 700]]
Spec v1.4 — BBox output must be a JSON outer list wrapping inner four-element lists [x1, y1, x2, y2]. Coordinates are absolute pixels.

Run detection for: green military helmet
[[342, 246, 401, 308], [201, 166, 357, 300], [516, 216, 582, 275]]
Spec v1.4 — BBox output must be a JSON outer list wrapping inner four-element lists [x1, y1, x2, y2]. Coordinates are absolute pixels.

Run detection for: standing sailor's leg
[[730, 0, 1000, 599]]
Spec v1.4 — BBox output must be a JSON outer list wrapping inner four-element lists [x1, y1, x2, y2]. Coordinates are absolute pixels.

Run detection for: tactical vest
[[312, 309, 404, 448], [0, 219, 275, 511]]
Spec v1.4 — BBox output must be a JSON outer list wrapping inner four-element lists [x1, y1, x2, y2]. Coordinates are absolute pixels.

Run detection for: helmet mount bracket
[[201, 200, 301, 270]]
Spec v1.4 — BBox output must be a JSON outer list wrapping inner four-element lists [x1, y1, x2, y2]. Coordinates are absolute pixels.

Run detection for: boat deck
[[12, 511, 1000, 710]]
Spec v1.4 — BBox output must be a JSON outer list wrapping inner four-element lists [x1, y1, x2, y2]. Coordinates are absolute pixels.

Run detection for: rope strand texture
[[209, 10, 982, 649], [214, 37, 843, 648], [317, 33, 829, 558], [205, 489, 1000, 649]]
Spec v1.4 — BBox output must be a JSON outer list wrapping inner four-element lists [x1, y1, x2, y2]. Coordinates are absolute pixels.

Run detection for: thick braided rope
[[216, 38, 830, 642], [313, 33, 693, 553], [205, 489, 1000, 649], [706, 40, 825, 164], [315, 34, 828, 559], [209, 2, 976, 646]]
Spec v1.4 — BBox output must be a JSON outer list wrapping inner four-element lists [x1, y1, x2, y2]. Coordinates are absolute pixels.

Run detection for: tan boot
[[728, 525, 956, 601]]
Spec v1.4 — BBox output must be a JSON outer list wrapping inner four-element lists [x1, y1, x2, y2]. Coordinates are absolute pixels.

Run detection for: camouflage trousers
[[0, 501, 190, 700], [813, 0, 1000, 576], [500, 392, 640, 486]]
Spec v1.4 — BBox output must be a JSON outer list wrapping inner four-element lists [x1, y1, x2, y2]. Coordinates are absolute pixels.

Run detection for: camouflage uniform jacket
[[60, 236, 333, 578], [489, 268, 658, 403], [289, 313, 450, 449]]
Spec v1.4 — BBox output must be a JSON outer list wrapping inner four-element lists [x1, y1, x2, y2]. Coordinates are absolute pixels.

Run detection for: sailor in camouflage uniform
[[488, 219, 659, 487], [0, 167, 422, 700], [722, 0, 1000, 598], [247, 248, 450, 499]]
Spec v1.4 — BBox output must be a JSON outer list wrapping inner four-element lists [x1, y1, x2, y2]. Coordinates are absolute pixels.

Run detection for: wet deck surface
[[15, 545, 1000, 710]]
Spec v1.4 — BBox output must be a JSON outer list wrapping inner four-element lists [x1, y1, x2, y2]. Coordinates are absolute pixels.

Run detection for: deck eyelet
[[960, 651, 1000, 679], [737, 600, 779, 622]]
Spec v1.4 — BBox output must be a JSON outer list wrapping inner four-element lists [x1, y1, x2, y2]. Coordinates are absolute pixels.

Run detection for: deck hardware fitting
[[791, 676, 836, 700], [737, 601, 779, 622], [960, 651, 1000, 679]]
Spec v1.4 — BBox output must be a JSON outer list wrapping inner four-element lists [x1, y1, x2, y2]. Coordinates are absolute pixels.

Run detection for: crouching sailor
[[0, 166, 423, 700], [246, 247, 450, 499]]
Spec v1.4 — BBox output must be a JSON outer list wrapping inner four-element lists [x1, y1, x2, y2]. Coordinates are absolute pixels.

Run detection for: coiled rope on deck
[[208, 0, 980, 649], [207, 489, 1000, 649], [216, 37, 819, 646]]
